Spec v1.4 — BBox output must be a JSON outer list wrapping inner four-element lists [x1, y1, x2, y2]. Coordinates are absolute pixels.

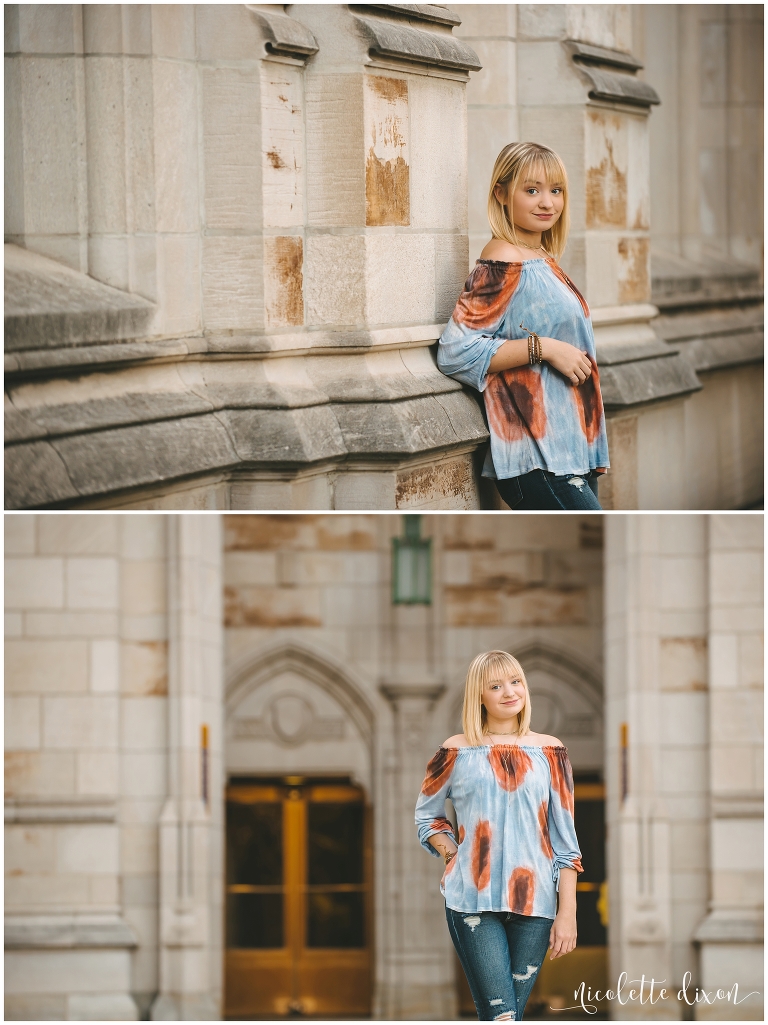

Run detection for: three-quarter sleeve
[[545, 747, 584, 891], [415, 747, 459, 857], [437, 261, 522, 392]]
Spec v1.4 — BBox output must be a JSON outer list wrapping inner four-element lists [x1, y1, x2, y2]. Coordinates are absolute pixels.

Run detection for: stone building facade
[[4, 511, 763, 1020], [4, 4, 763, 511]]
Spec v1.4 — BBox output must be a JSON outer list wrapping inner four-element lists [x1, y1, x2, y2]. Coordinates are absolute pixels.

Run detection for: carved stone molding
[[244, 6, 319, 61], [565, 40, 660, 111], [353, 15, 480, 74], [5, 913, 137, 950], [5, 797, 117, 824]]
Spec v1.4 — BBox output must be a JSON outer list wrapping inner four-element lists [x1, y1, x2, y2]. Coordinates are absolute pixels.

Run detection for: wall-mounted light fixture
[[392, 515, 431, 605]]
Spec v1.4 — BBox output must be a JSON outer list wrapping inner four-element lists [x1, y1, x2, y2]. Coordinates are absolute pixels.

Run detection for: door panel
[[224, 779, 372, 1019]]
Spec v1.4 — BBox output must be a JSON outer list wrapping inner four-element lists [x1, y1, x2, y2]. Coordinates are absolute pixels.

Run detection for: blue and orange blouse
[[437, 258, 610, 480], [415, 744, 584, 920]]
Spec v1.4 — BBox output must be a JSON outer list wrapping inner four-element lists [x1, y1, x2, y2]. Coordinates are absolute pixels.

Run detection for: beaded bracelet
[[521, 322, 542, 365]]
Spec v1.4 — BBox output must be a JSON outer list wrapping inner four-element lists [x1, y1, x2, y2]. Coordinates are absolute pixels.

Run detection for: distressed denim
[[446, 906, 552, 1021], [437, 258, 610, 480], [494, 468, 602, 510]]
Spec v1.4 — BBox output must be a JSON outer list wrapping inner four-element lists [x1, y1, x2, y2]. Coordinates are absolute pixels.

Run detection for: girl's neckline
[[441, 743, 566, 751], [476, 257, 551, 266]]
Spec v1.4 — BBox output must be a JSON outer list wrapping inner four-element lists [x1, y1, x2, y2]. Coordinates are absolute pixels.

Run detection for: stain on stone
[[366, 151, 410, 226], [265, 236, 303, 327], [225, 515, 319, 550], [579, 521, 603, 549], [618, 237, 649, 303], [266, 148, 287, 170], [395, 459, 474, 507], [586, 114, 627, 227], [445, 586, 503, 627], [365, 75, 410, 226], [224, 586, 322, 628]]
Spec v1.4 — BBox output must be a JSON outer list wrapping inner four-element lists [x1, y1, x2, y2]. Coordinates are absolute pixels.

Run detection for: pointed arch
[[226, 641, 375, 749]]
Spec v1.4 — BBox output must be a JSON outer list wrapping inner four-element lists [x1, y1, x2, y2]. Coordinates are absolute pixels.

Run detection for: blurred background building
[[5, 512, 763, 1020], [4, 4, 763, 511]]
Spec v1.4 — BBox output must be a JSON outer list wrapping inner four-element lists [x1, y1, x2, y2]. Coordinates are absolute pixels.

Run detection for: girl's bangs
[[479, 652, 522, 686], [515, 150, 567, 189]]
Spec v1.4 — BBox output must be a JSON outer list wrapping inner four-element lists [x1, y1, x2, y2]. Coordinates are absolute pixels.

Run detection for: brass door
[[224, 779, 372, 1019]]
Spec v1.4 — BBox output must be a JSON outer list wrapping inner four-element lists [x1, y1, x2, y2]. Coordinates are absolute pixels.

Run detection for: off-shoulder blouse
[[437, 258, 610, 480], [415, 744, 584, 920]]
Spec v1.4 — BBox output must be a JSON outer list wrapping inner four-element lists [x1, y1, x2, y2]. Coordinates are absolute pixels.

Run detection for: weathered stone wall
[[4, 514, 224, 1021], [605, 515, 763, 1021], [4, 4, 486, 510]]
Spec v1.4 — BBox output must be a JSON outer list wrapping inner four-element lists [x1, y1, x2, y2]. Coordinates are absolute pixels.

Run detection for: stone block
[[710, 551, 762, 606], [56, 822, 119, 874], [38, 513, 118, 554], [119, 752, 168, 798], [305, 233, 366, 325], [365, 234, 436, 325], [152, 59, 199, 234], [710, 689, 763, 744], [5, 824, 55, 874], [76, 751, 118, 795], [5, 558, 64, 609], [5, 515, 36, 554], [709, 515, 763, 551], [395, 454, 479, 510], [195, 2, 266, 60], [120, 560, 166, 616], [4, 949, 132, 995], [659, 636, 707, 691], [6, 612, 23, 636], [660, 556, 706, 611], [452, 4, 515, 39], [4, 440, 78, 510], [121, 641, 168, 697], [4, 751, 76, 797], [202, 236, 263, 331], [224, 585, 322, 628], [90, 639, 120, 693], [305, 73, 365, 228], [712, 818, 763, 871], [83, 6, 122, 54], [467, 106, 518, 252], [4, 992, 67, 1020], [25, 612, 118, 637], [202, 66, 261, 232], [18, 56, 87, 236], [150, 4, 196, 60], [711, 745, 754, 791], [435, 234, 471, 321], [65, 558, 119, 610], [42, 695, 118, 750], [517, 5, 567, 41], [5, 695, 41, 750], [84, 56, 127, 234], [5, 639, 89, 693], [119, 516, 165, 560], [262, 64, 305, 230], [264, 237, 304, 327], [466, 38, 515, 109], [120, 696, 167, 751], [410, 76, 467, 231], [86, 235, 130, 293], [738, 632, 763, 689], [13, 5, 82, 54], [223, 552, 278, 586], [120, 825, 160, 875]]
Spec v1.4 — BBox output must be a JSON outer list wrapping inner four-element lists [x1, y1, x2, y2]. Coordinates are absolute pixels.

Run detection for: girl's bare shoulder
[[442, 734, 471, 748], [480, 238, 521, 262]]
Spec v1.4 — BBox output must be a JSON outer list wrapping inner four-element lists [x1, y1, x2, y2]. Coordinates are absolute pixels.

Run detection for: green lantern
[[392, 515, 432, 605]]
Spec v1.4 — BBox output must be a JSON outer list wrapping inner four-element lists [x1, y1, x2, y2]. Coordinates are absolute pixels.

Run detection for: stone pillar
[[377, 684, 455, 1020], [151, 516, 224, 1019], [604, 516, 686, 1020], [692, 517, 763, 1021]]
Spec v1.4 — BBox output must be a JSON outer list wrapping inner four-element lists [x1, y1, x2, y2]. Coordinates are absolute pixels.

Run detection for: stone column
[[377, 684, 455, 1020], [151, 516, 224, 1019], [692, 516, 763, 1020], [604, 516, 683, 1020]]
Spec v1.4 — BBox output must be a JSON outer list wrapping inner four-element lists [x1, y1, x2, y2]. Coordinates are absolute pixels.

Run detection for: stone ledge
[[4, 245, 155, 351], [5, 797, 117, 823], [693, 910, 764, 945], [5, 393, 488, 509], [5, 913, 138, 950], [353, 4, 462, 28], [244, 5, 319, 61], [354, 15, 481, 72], [5, 323, 449, 376]]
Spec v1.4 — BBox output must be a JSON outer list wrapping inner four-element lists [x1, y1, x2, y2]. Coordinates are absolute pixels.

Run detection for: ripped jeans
[[494, 468, 602, 510], [446, 906, 552, 1021]]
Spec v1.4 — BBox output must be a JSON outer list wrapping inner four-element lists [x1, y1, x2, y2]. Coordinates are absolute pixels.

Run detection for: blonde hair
[[462, 650, 532, 746], [487, 142, 570, 259]]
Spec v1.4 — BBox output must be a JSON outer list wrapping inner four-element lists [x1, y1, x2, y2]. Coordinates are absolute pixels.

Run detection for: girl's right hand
[[541, 337, 593, 385]]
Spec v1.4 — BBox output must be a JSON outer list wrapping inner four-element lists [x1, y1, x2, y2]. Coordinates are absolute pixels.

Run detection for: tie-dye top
[[436, 258, 610, 479], [415, 744, 583, 920]]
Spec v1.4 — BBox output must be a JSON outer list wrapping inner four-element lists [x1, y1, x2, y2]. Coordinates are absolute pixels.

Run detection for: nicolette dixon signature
[[557, 971, 761, 1014]]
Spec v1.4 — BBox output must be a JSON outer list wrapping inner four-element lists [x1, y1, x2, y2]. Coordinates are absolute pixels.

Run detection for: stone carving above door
[[234, 691, 346, 745]]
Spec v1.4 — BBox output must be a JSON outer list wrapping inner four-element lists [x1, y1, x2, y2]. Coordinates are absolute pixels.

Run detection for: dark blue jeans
[[446, 906, 552, 1021], [494, 468, 602, 510]]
